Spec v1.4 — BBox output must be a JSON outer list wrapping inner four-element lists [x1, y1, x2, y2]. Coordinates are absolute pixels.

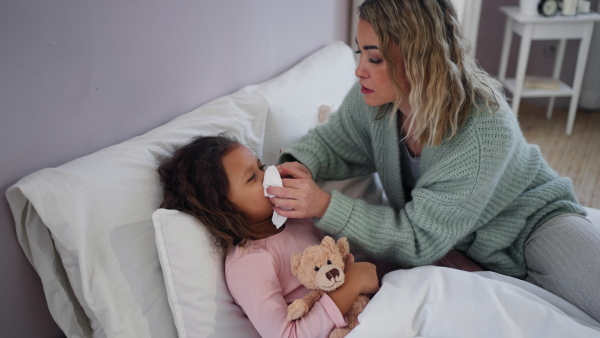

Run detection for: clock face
[[539, 0, 559, 17]]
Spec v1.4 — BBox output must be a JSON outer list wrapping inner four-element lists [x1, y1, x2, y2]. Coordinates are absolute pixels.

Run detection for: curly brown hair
[[158, 134, 262, 255]]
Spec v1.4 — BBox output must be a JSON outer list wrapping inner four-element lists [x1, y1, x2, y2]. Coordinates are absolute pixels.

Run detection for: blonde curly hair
[[358, 0, 504, 146]]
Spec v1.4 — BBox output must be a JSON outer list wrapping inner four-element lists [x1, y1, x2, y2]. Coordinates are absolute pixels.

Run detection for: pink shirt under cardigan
[[225, 218, 347, 338]]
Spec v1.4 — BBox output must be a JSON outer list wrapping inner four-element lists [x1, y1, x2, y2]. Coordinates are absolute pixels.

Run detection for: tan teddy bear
[[287, 236, 369, 338]]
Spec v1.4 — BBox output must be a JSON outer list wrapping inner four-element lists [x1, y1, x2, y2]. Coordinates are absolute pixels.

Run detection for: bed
[[6, 41, 600, 338]]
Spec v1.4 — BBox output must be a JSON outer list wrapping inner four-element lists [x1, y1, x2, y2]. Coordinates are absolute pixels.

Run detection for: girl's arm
[[328, 253, 379, 315], [226, 250, 347, 338]]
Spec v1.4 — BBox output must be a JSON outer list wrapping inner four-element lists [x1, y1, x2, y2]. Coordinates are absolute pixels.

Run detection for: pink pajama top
[[225, 218, 347, 337]]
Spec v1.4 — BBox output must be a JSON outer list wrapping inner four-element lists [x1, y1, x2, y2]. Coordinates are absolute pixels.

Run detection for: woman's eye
[[354, 49, 361, 55], [369, 58, 382, 64], [247, 174, 256, 183], [259, 164, 266, 171]]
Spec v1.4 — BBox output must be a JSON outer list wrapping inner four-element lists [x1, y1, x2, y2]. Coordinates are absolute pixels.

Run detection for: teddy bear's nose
[[326, 268, 340, 281]]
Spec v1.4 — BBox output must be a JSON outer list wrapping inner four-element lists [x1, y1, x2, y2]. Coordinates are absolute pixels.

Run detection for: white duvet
[[348, 266, 600, 338]]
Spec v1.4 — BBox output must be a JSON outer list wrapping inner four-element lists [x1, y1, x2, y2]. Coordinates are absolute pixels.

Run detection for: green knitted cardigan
[[280, 82, 584, 278]]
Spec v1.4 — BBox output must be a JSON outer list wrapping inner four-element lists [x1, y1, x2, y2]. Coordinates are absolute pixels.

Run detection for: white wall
[[0, 1, 350, 336]]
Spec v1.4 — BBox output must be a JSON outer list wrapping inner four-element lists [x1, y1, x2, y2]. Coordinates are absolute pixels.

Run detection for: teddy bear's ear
[[337, 237, 350, 256], [321, 236, 337, 251], [290, 252, 302, 276]]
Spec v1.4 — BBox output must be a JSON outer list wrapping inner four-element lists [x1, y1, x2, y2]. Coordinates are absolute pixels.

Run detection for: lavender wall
[[0, 1, 350, 336]]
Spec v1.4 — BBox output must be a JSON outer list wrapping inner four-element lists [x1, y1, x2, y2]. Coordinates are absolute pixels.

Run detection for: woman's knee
[[524, 214, 600, 321]]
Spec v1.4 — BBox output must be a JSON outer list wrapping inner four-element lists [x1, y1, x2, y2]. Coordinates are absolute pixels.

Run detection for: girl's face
[[355, 19, 409, 107], [222, 145, 273, 225]]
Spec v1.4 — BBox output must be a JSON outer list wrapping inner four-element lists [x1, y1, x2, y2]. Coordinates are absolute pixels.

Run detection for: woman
[[267, 0, 600, 321]]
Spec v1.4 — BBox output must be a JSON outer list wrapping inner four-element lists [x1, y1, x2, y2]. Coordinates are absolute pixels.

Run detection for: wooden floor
[[518, 101, 600, 208]]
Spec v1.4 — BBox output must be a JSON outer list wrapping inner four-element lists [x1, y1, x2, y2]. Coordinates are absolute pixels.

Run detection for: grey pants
[[525, 213, 600, 322]]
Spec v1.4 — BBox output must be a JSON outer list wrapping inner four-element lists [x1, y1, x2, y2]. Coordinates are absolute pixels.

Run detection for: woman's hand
[[266, 162, 331, 218], [277, 161, 312, 179]]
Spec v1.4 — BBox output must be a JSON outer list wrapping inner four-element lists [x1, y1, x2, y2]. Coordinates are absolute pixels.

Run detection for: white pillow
[[153, 209, 260, 338], [6, 90, 269, 338], [248, 40, 358, 166]]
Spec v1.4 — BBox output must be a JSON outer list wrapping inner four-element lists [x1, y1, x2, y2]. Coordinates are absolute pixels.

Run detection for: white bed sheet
[[348, 266, 600, 338]]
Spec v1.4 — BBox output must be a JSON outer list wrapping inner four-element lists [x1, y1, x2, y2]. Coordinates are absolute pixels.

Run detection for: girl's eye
[[247, 164, 265, 183], [354, 49, 361, 54]]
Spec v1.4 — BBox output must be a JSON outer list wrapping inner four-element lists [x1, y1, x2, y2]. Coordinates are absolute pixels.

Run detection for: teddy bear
[[287, 236, 369, 338]]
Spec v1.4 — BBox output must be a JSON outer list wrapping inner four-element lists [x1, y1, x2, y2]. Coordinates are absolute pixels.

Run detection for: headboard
[[0, 1, 350, 336]]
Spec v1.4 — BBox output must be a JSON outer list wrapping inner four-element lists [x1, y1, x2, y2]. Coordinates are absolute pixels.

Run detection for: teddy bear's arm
[[286, 289, 325, 321]]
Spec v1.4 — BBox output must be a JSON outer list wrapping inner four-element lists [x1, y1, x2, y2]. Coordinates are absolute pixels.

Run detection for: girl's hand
[[327, 253, 379, 316], [343, 253, 379, 295], [266, 162, 331, 218]]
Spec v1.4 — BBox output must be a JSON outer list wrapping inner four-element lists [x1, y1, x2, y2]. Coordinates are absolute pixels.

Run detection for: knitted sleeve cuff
[[319, 190, 355, 235], [279, 148, 322, 180]]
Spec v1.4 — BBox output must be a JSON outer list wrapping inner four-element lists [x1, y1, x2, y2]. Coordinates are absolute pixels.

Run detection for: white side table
[[498, 6, 600, 135]]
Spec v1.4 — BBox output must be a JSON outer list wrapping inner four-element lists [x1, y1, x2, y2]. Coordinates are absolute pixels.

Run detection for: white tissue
[[263, 165, 288, 228]]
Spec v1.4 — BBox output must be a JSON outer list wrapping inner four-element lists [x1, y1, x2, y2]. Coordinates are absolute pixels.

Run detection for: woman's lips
[[360, 85, 374, 94]]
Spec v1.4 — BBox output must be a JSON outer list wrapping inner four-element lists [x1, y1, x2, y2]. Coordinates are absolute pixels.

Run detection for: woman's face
[[222, 145, 273, 225], [355, 19, 409, 107]]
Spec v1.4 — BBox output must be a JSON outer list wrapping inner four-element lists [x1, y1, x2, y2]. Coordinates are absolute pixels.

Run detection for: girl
[[157, 134, 379, 338], [269, 0, 600, 321]]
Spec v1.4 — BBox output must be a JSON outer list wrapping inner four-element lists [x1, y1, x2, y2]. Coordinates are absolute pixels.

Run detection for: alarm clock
[[538, 0, 559, 17]]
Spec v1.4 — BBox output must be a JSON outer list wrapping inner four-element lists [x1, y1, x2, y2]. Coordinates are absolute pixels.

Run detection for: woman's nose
[[355, 60, 367, 79]]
